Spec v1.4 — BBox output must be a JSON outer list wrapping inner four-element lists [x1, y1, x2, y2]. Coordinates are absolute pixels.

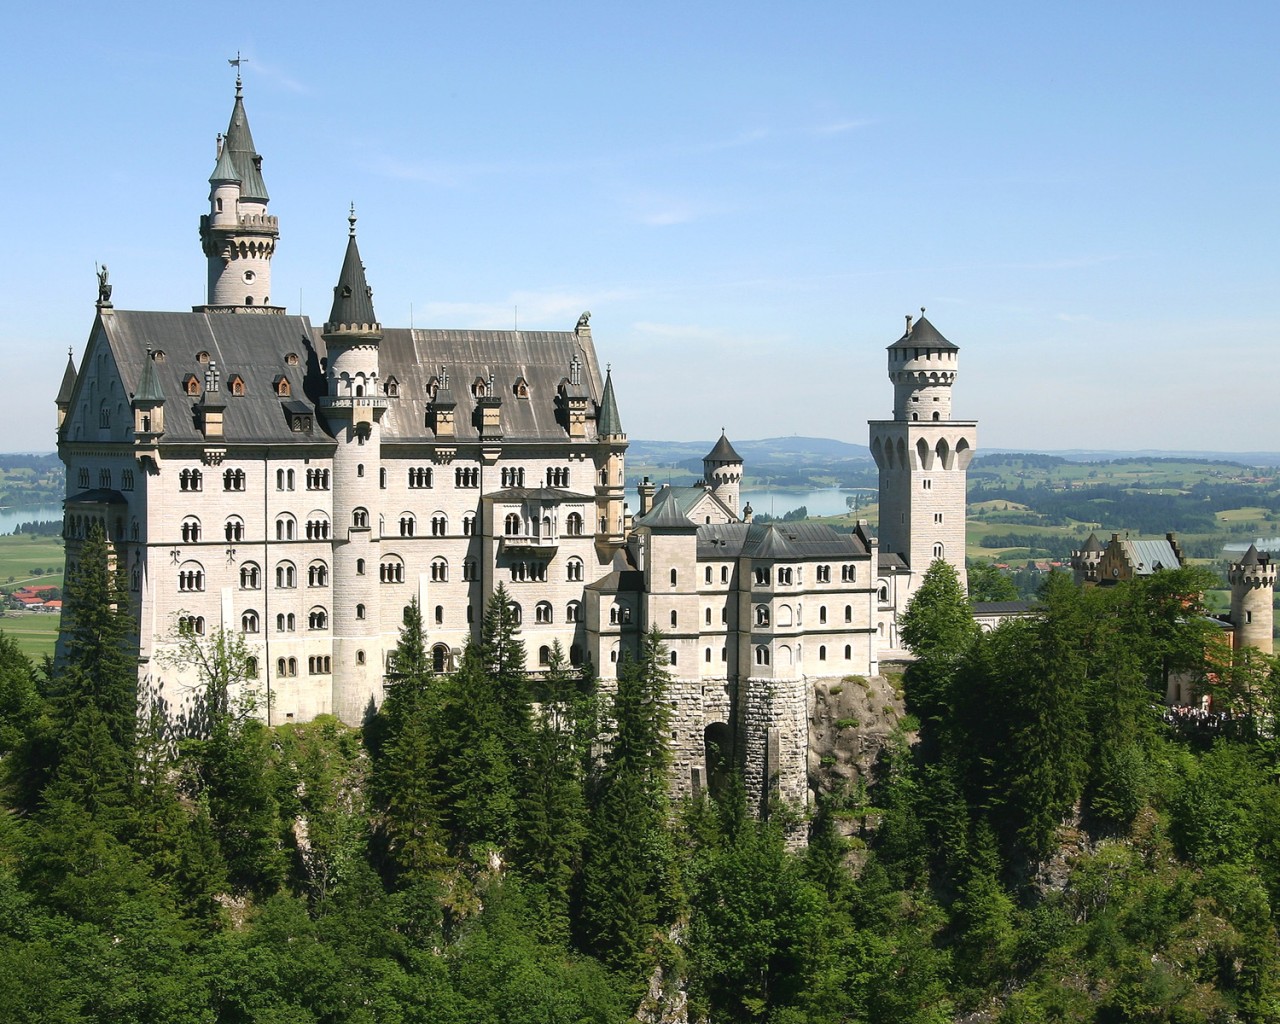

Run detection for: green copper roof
[[134, 350, 165, 403], [325, 216, 379, 331], [209, 141, 241, 184], [222, 86, 269, 201], [598, 367, 623, 437]]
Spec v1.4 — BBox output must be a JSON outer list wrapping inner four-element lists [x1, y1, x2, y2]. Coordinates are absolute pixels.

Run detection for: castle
[[57, 76, 978, 810]]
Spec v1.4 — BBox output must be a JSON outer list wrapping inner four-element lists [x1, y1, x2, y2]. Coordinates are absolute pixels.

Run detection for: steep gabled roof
[[635, 487, 698, 530], [133, 349, 165, 403]]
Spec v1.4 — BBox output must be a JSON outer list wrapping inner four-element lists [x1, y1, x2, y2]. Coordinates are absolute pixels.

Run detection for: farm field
[[0, 534, 65, 588], [2, 611, 59, 661]]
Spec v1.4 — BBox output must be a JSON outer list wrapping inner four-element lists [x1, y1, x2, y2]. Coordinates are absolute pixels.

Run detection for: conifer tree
[[898, 559, 979, 731]]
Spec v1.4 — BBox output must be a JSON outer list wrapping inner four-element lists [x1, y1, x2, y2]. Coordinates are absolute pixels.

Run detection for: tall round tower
[[703, 431, 743, 519], [196, 73, 282, 313], [868, 311, 977, 596], [319, 210, 388, 723], [1228, 545, 1276, 654]]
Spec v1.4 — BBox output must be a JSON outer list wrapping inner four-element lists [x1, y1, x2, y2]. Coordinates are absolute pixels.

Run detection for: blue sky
[[4, 2, 1278, 453]]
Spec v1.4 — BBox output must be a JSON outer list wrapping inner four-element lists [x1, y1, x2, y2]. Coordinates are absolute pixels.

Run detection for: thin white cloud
[[810, 117, 877, 135]]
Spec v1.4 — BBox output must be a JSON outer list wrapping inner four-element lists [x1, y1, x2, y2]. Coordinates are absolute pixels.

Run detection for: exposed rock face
[[807, 672, 906, 801]]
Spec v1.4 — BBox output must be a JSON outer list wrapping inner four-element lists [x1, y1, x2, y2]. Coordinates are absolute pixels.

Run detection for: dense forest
[[1, 526, 1279, 1021]]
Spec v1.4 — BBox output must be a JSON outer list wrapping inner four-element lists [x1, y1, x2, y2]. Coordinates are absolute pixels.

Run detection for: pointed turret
[[703, 429, 744, 520], [55, 349, 77, 430], [324, 209, 380, 335], [132, 347, 165, 441], [197, 72, 281, 313], [1229, 544, 1276, 654], [598, 367, 624, 439]]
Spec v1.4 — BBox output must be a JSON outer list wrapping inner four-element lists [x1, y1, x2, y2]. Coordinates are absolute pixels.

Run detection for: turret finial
[[229, 52, 246, 97], [348, 203, 357, 237]]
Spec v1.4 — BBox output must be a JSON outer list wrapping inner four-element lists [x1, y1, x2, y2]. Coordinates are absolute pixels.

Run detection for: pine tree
[[898, 559, 979, 732]]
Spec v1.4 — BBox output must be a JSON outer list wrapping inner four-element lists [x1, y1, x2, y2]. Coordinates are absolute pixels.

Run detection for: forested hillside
[[1, 527, 1279, 1021]]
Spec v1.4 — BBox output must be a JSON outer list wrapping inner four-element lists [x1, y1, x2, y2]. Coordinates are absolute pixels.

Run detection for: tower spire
[[196, 70, 280, 313]]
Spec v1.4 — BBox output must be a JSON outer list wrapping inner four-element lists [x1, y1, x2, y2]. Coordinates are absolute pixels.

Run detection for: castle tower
[[319, 210, 388, 723], [1071, 533, 1104, 585], [703, 431, 743, 519], [596, 366, 627, 548], [55, 349, 77, 432], [868, 312, 976, 594], [1228, 544, 1276, 654], [196, 72, 282, 313]]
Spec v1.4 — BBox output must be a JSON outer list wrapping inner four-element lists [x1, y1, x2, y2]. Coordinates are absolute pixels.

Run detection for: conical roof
[[221, 81, 269, 201], [134, 349, 165, 403], [705, 430, 741, 463], [888, 313, 957, 351], [209, 141, 241, 184], [1238, 543, 1262, 566], [598, 367, 623, 437], [56, 351, 77, 405], [325, 213, 379, 332], [1080, 532, 1104, 554]]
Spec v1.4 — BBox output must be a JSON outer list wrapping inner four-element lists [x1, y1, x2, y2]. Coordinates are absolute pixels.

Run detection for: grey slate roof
[[56, 352, 77, 405], [97, 311, 326, 446], [598, 369, 623, 437], [209, 142, 240, 184], [1238, 543, 1262, 566], [372, 328, 606, 443], [696, 521, 869, 560], [325, 226, 378, 330], [585, 569, 645, 594], [705, 431, 741, 463], [1079, 532, 1104, 554], [134, 351, 165, 403], [888, 314, 957, 351], [220, 88, 268, 201], [972, 600, 1034, 616], [1122, 538, 1181, 575], [485, 487, 594, 502], [636, 488, 698, 530]]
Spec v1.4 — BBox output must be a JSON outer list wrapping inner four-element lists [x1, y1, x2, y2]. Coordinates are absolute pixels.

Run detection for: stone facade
[[57, 79, 984, 818]]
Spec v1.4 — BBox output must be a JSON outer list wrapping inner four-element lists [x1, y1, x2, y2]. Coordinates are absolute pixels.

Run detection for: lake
[[0, 504, 63, 537], [738, 488, 874, 519]]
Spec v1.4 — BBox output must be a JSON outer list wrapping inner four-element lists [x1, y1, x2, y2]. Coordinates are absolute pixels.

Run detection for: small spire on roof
[[229, 52, 246, 97], [905, 313, 913, 335], [348, 202, 357, 237]]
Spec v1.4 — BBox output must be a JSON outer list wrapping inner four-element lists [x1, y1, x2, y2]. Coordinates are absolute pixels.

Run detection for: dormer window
[[228, 375, 245, 396], [472, 377, 487, 398], [196, 350, 210, 364], [274, 376, 291, 397], [285, 353, 299, 366], [385, 376, 399, 398], [513, 377, 529, 399], [183, 374, 201, 396]]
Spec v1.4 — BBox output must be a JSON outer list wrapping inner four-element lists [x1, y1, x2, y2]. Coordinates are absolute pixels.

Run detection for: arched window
[[356, 603, 366, 620], [223, 468, 246, 491], [844, 644, 852, 660], [819, 606, 827, 624], [566, 557, 584, 582], [276, 613, 296, 632], [356, 558, 366, 575], [755, 645, 770, 666], [536, 601, 553, 624], [380, 557, 405, 584], [240, 562, 260, 589], [308, 561, 329, 587], [755, 605, 770, 627], [242, 610, 259, 633], [179, 468, 203, 492], [431, 514, 447, 536], [818, 645, 827, 661], [432, 644, 449, 673], [565, 512, 583, 536], [225, 516, 244, 542], [509, 602, 522, 626], [352, 507, 369, 529], [434, 605, 444, 626], [431, 557, 448, 582], [181, 516, 201, 543], [705, 607, 712, 625], [705, 647, 712, 663], [669, 650, 678, 666], [845, 604, 852, 623], [276, 561, 296, 588], [305, 516, 330, 540], [178, 562, 205, 592], [275, 515, 296, 541], [463, 513, 476, 536], [878, 584, 889, 602], [670, 610, 678, 628], [356, 650, 366, 665], [670, 568, 678, 586], [399, 513, 416, 537], [504, 513, 521, 536], [309, 608, 328, 630], [932, 542, 945, 559], [245, 657, 259, 678], [566, 601, 581, 623]]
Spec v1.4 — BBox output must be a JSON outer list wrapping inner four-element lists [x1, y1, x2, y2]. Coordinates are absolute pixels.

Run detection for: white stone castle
[[56, 77, 977, 809]]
